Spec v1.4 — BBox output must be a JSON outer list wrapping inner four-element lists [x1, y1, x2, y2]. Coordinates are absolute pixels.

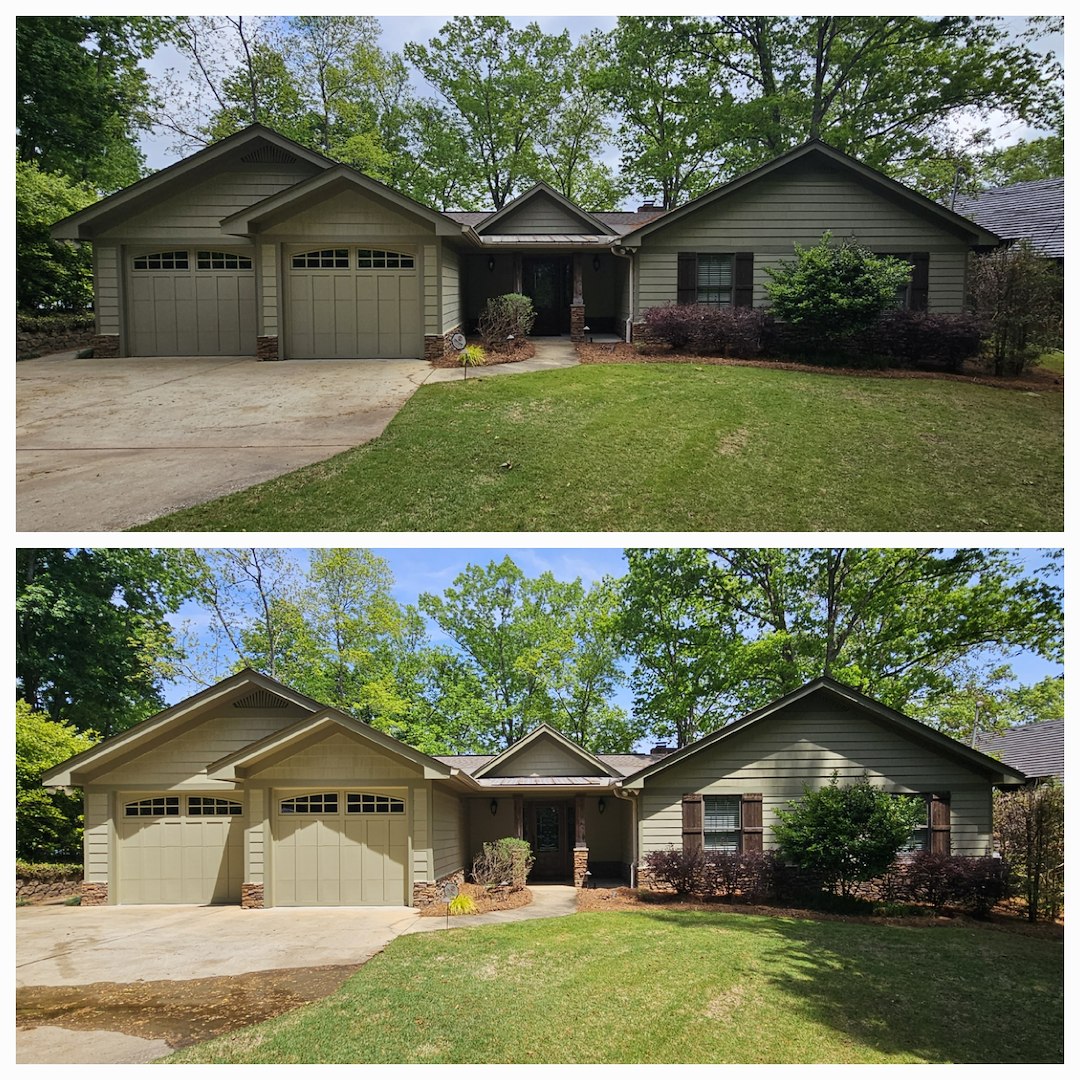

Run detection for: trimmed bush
[[903, 852, 1010, 918], [472, 837, 535, 889], [642, 847, 707, 896], [643, 304, 767, 357], [869, 310, 987, 371], [701, 851, 778, 901], [16, 859, 83, 882], [478, 293, 536, 351]]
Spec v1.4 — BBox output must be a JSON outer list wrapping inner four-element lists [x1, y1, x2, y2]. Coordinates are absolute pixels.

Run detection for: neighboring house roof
[[975, 719, 1064, 781], [619, 140, 1001, 248], [621, 677, 1027, 789], [952, 179, 1064, 259]]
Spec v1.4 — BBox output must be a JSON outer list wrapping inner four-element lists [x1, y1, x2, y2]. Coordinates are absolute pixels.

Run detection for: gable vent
[[240, 145, 298, 165], [233, 689, 291, 710]]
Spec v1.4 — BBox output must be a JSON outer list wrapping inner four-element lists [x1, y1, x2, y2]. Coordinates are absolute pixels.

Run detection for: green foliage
[[994, 781, 1064, 922], [15, 859, 84, 882], [17, 313, 96, 335], [472, 837, 535, 888], [458, 345, 488, 377], [16, 549, 203, 737], [772, 775, 926, 897], [448, 892, 478, 915], [15, 701, 97, 861], [968, 240, 1062, 376], [477, 294, 536, 350], [764, 233, 914, 352], [15, 161, 98, 312]]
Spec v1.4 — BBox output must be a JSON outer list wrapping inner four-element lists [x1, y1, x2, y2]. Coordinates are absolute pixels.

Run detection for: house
[[51, 124, 1000, 361], [42, 670, 1025, 908], [976, 719, 1064, 783], [953, 178, 1064, 265]]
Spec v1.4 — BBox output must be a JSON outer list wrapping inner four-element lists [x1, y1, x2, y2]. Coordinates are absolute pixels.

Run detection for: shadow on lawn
[[629, 909, 1063, 1064]]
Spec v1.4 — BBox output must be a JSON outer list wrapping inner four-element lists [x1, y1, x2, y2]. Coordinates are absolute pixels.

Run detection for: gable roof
[[975, 719, 1064, 781], [474, 182, 618, 238], [619, 140, 1001, 248], [50, 124, 335, 240], [41, 668, 325, 787], [471, 723, 622, 779], [953, 178, 1064, 259], [622, 677, 1028, 788]]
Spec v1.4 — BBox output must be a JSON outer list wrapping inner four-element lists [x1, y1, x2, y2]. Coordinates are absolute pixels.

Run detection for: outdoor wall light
[[488, 256, 496, 272], [598, 797, 606, 814], [490, 798, 499, 816]]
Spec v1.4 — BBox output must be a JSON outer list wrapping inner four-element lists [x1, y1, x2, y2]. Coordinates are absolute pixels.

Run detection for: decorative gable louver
[[233, 689, 291, 710], [240, 145, 298, 165]]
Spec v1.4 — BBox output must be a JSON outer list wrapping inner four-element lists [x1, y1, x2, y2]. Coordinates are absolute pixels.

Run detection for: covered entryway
[[527, 800, 574, 880], [116, 795, 244, 904], [522, 256, 571, 335], [273, 791, 409, 906], [126, 249, 257, 356], [286, 246, 423, 358]]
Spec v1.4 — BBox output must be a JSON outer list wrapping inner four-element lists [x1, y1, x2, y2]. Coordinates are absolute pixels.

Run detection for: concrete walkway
[[423, 338, 579, 383], [404, 884, 577, 933]]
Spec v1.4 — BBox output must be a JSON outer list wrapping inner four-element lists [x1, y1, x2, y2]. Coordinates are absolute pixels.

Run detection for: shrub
[[701, 850, 778, 900], [903, 852, 1010, 918], [869, 310, 987, 371], [994, 781, 1064, 922], [642, 304, 694, 349], [472, 837, 534, 889], [764, 233, 913, 355], [772, 774, 926, 897], [642, 304, 767, 357], [968, 240, 1062, 375], [642, 847, 707, 896], [15, 859, 83, 882], [448, 892, 477, 915], [478, 293, 536, 350], [457, 344, 488, 378], [16, 312, 96, 335]]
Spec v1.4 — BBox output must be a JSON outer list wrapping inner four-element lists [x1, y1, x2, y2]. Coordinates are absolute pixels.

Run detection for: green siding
[[441, 243, 462, 333], [432, 784, 466, 879], [485, 735, 599, 778], [93, 244, 120, 335], [489, 192, 597, 235]]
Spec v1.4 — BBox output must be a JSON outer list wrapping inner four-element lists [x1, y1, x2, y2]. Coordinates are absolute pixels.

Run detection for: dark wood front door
[[522, 257, 570, 335], [527, 801, 573, 880]]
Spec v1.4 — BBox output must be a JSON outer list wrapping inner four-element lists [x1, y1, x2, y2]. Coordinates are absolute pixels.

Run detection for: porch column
[[514, 794, 524, 840], [570, 253, 586, 343], [513, 254, 523, 295], [573, 795, 589, 887]]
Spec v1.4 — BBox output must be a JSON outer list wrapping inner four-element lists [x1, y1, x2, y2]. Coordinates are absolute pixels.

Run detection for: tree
[[968, 240, 1062, 375], [405, 17, 573, 210], [618, 548, 1063, 738], [16, 16, 172, 191], [16, 701, 98, 862], [16, 549, 203, 737], [977, 134, 1065, 188], [772, 775, 925, 897], [763, 233, 915, 354], [995, 781, 1064, 922], [15, 161, 97, 312]]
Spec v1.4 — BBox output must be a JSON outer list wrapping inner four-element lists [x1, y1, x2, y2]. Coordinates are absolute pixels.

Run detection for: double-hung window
[[704, 795, 742, 851], [696, 255, 734, 306]]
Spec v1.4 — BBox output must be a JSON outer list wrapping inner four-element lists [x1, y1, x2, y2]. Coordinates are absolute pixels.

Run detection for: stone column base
[[257, 336, 280, 361], [412, 869, 465, 908], [570, 304, 586, 343], [424, 326, 461, 362], [92, 335, 120, 358], [573, 847, 589, 887], [241, 883, 265, 909], [81, 881, 109, 905]]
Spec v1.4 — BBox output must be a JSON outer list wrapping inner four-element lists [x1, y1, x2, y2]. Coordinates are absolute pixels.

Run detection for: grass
[[165, 910, 1063, 1064], [1037, 350, 1065, 376], [138, 364, 1063, 532]]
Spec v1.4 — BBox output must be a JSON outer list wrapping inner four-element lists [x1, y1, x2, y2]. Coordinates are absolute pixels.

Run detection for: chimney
[[650, 743, 674, 755], [637, 200, 660, 212]]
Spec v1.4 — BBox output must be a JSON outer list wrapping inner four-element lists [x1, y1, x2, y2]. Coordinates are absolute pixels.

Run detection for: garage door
[[127, 249, 257, 356], [117, 795, 244, 904], [273, 791, 408, 906], [287, 247, 423, 359]]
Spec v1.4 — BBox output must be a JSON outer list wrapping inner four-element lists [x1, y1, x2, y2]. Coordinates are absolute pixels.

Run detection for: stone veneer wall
[[92, 334, 121, 358], [16, 326, 97, 360], [411, 868, 466, 908], [17, 877, 82, 901], [257, 336, 280, 361], [573, 848, 589, 887], [80, 882, 109, 905], [570, 304, 586, 342], [424, 326, 461, 362], [241, 883, 265, 909]]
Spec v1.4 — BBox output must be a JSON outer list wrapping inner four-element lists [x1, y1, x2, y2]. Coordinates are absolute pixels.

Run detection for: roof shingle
[[953, 179, 1064, 259]]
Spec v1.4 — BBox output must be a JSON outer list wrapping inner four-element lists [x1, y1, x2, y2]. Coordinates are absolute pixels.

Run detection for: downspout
[[613, 784, 639, 886], [609, 244, 635, 343]]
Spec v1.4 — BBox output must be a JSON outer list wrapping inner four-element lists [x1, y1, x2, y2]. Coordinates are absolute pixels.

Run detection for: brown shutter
[[928, 793, 950, 854], [677, 252, 698, 305], [733, 252, 754, 307], [909, 252, 930, 311], [682, 794, 704, 852], [741, 793, 763, 852]]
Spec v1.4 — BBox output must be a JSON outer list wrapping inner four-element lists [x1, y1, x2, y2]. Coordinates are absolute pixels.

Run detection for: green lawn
[[166, 910, 1063, 1064], [139, 364, 1063, 532]]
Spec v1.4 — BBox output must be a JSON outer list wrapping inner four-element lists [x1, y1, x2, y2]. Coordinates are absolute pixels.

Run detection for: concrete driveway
[[16, 353, 431, 531]]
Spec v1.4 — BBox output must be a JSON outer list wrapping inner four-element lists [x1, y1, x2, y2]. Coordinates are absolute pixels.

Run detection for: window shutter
[[677, 253, 698, 305], [682, 794, 704, 852], [928, 793, 951, 854], [909, 253, 930, 311], [741, 793, 763, 852], [733, 252, 754, 307]]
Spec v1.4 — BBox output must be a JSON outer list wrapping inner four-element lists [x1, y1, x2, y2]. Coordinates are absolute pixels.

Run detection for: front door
[[522, 257, 570, 335], [528, 801, 574, 880]]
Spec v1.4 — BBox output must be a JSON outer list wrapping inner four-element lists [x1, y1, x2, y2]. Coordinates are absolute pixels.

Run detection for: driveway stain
[[17, 964, 360, 1049]]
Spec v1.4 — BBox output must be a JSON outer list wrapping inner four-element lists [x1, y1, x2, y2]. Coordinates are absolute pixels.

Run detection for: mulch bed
[[419, 881, 533, 917], [576, 341, 1063, 392], [429, 339, 536, 369], [575, 885, 1064, 940]]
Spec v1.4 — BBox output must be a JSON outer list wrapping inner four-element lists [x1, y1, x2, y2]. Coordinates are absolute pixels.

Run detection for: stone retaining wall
[[17, 325, 97, 360], [17, 877, 82, 901], [412, 869, 466, 908]]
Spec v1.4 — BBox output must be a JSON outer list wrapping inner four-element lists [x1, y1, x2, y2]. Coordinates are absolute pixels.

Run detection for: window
[[347, 793, 406, 814], [704, 795, 741, 851], [132, 251, 188, 271], [196, 251, 253, 271], [696, 254, 733, 306], [356, 248, 415, 269], [124, 796, 179, 817], [291, 249, 350, 269], [279, 793, 338, 814], [898, 795, 931, 852], [187, 797, 243, 816], [877, 251, 929, 311]]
